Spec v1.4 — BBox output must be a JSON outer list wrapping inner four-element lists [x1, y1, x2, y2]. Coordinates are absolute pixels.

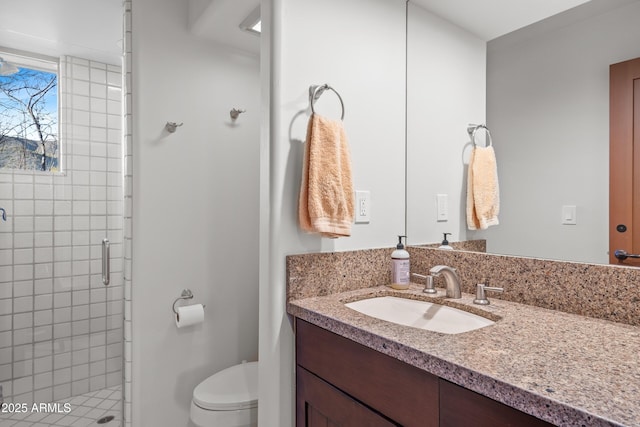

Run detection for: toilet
[[190, 361, 258, 427]]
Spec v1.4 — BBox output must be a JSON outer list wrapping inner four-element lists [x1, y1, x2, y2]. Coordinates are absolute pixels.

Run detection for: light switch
[[562, 205, 577, 225], [437, 194, 448, 222], [355, 191, 370, 224]]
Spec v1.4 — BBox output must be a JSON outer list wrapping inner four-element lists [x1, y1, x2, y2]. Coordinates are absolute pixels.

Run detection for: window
[[0, 52, 59, 172]]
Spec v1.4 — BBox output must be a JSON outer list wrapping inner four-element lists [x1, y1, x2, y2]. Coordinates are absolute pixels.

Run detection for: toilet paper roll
[[175, 304, 205, 328]]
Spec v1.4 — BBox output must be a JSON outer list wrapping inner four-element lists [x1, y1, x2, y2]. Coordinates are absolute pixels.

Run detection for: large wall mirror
[[406, 0, 640, 265]]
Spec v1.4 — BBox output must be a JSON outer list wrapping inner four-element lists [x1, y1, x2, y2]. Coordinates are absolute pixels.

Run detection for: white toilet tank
[[190, 361, 258, 427]]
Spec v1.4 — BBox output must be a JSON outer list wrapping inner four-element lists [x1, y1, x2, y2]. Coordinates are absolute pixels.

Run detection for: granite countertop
[[287, 284, 640, 427]]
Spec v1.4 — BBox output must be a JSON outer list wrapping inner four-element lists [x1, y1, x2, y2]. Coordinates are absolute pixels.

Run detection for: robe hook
[[165, 122, 183, 133], [230, 108, 246, 120]]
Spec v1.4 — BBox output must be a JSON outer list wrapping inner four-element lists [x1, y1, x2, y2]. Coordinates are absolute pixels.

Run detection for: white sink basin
[[345, 296, 494, 334]]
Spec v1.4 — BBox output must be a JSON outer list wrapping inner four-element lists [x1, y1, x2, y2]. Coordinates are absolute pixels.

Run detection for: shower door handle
[[102, 238, 110, 286]]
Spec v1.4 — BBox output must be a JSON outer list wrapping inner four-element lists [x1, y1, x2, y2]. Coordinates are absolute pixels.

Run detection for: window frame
[[0, 49, 61, 174]]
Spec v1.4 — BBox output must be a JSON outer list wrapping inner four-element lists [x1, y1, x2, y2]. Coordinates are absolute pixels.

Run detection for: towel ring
[[309, 84, 345, 120], [467, 124, 493, 147]]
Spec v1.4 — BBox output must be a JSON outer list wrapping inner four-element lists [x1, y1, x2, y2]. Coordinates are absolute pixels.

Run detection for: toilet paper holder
[[172, 289, 206, 314]]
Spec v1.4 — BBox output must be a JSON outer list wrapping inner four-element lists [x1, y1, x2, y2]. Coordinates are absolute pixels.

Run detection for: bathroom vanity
[[288, 285, 640, 427], [286, 246, 640, 426], [296, 318, 552, 427]]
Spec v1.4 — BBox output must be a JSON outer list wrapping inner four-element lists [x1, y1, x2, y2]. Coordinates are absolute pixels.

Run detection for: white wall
[[276, 0, 407, 253], [406, 2, 486, 246], [131, 0, 260, 425], [484, 1, 640, 264], [259, 0, 406, 425]]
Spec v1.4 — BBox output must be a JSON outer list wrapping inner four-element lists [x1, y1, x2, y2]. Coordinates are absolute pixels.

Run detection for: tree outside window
[[0, 61, 59, 172]]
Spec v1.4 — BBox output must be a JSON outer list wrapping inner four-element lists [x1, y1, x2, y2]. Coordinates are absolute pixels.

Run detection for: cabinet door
[[439, 380, 553, 427], [296, 319, 439, 426], [297, 366, 398, 427]]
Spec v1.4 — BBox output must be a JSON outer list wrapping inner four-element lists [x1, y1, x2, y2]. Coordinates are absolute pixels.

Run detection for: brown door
[[610, 57, 640, 265]]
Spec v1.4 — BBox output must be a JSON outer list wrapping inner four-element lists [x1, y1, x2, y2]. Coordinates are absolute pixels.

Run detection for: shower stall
[[0, 53, 125, 425]]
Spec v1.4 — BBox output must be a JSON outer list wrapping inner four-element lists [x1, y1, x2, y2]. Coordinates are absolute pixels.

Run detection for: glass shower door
[[0, 56, 124, 426]]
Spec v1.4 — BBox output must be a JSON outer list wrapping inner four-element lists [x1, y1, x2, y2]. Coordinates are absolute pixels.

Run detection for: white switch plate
[[437, 194, 448, 222], [562, 205, 577, 225], [355, 191, 370, 224]]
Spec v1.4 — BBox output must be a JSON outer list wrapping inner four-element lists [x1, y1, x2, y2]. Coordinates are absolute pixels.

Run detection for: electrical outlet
[[355, 191, 370, 224]]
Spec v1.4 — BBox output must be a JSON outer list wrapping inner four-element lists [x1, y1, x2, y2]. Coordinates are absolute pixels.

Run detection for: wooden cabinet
[[297, 366, 397, 427], [440, 379, 553, 427], [295, 319, 554, 427], [296, 318, 439, 427]]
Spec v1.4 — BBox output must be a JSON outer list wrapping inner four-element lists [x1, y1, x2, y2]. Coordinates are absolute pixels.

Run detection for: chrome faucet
[[429, 265, 461, 298]]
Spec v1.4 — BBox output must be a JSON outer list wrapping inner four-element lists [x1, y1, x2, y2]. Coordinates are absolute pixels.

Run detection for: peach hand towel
[[299, 113, 354, 238], [466, 146, 500, 230]]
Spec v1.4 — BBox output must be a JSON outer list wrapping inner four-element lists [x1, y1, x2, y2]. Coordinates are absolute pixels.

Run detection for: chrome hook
[[230, 108, 246, 120], [165, 122, 183, 133]]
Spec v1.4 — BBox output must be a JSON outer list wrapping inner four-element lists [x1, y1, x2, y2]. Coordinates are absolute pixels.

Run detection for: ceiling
[[410, 0, 593, 40], [0, 0, 122, 65], [0, 0, 617, 63], [191, 0, 596, 53], [188, 0, 261, 55]]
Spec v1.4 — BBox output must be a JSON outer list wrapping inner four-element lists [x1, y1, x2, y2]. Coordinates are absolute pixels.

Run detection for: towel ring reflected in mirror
[[467, 123, 493, 147], [309, 84, 345, 120]]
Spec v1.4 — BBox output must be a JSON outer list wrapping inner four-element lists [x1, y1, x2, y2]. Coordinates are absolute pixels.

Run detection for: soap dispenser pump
[[391, 235, 410, 290], [438, 233, 454, 250]]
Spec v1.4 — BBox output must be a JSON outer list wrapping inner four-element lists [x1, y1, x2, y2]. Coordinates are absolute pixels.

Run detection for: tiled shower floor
[[0, 385, 121, 427]]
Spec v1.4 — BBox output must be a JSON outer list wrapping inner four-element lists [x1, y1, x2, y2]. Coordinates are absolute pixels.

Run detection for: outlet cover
[[355, 191, 370, 224], [562, 205, 577, 225], [437, 194, 448, 222]]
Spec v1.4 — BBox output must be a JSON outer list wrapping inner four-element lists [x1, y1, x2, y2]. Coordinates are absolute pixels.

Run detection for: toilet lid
[[193, 361, 258, 411]]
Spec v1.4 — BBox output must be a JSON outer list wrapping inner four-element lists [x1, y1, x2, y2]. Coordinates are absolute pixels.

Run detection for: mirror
[[406, 0, 640, 265]]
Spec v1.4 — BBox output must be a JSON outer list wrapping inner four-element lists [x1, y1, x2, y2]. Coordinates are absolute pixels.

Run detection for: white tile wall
[[0, 55, 124, 406]]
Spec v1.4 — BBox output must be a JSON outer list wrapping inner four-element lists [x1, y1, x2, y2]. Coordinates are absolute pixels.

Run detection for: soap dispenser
[[438, 233, 454, 250], [391, 235, 410, 290]]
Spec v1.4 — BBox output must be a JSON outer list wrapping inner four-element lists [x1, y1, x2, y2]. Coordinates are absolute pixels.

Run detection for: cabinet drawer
[[296, 319, 439, 427]]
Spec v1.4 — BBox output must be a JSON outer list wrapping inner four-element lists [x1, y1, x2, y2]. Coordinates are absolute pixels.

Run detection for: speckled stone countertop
[[288, 284, 640, 427]]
